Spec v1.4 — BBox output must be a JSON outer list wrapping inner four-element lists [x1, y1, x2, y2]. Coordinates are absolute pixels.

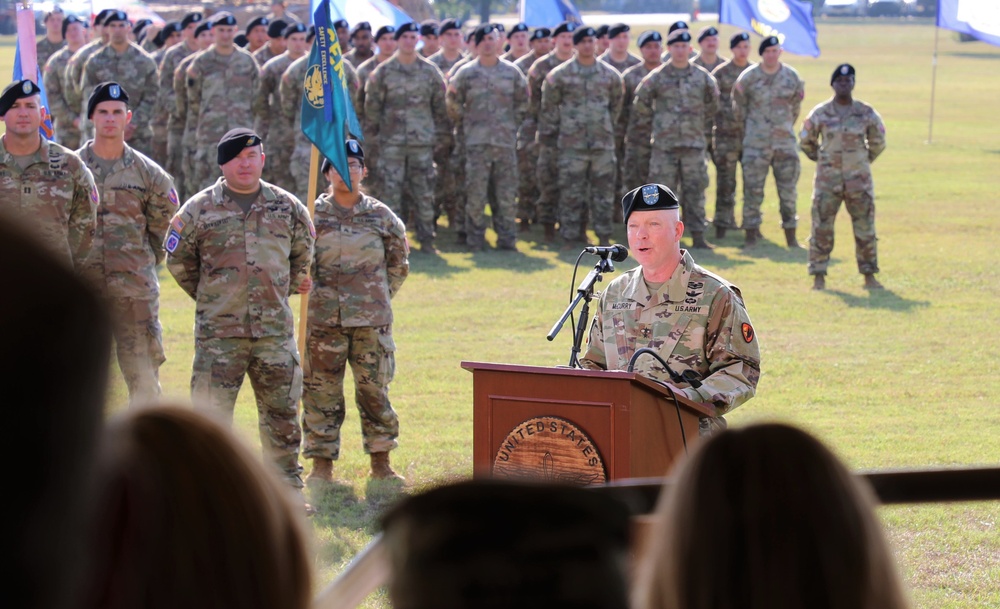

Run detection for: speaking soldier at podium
[[580, 184, 760, 435]]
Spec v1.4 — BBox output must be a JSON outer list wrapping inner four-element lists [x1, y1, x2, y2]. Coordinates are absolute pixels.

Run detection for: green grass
[[6, 19, 999, 607]]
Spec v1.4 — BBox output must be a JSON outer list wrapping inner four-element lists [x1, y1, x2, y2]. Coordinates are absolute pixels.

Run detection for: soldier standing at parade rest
[[800, 64, 886, 291], [419, 20, 440, 58], [599, 23, 640, 73], [345, 22, 374, 68], [527, 21, 577, 242], [301, 140, 409, 485], [501, 22, 531, 62], [186, 12, 260, 192], [169, 21, 215, 201], [43, 15, 87, 150], [153, 13, 206, 166], [693, 26, 725, 73], [619, 30, 663, 202], [627, 30, 720, 249], [581, 184, 760, 436], [447, 24, 529, 251], [78, 83, 176, 404], [733, 35, 806, 248], [365, 22, 451, 253], [255, 22, 309, 187], [512, 27, 551, 231], [540, 26, 624, 247], [165, 128, 315, 505], [36, 8, 65, 69], [354, 25, 397, 201], [710, 32, 755, 239], [253, 19, 288, 66], [427, 19, 465, 233], [64, 9, 114, 141], [0, 80, 97, 271]]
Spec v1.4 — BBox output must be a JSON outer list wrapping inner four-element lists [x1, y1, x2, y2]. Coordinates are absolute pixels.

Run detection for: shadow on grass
[[736, 236, 811, 265], [946, 52, 1000, 61], [826, 288, 931, 312], [307, 478, 409, 566], [467, 247, 557, 272]]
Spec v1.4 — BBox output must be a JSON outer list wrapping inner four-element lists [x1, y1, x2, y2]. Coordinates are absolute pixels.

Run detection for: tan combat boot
[[743, 228, 760, 248], [370, 452, 404, 482], [784, 227, 804, 249], [690, 232, 715, 249], [812, 274, 826, 290], [307, 457, 333, 486], [863, 273, 884, 290]]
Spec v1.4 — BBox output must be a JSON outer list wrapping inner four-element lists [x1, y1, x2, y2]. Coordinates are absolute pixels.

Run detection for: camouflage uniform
[[344, 47, 374, 68], [618, 62, 657, 206], [600, 52, 641, 220], [732, 64, 805, 230], [428, 50, 464, 74], [626, 63, 719, 231], [364, 56, 451, 247], [693, 53, 726, 73], [526, 52, 571, 228], [155, 41, 201, 167], [0, 137, 97, 271], [598, 50, 641, 74], [186, 46, 260, 192], [710, 59, 755, 230], [43, 47, 83, 149], [428, 51, 465, 229], [800, 98, 886, 276], [141, 37, 159, 56], [303, 192, 409, 460], [36, 37, 66, 71], [165, 178, 315, 487], [539, 58, 624, 243], [170, 52, 201, 200], [511, 50, 541, 224], [254, 52, 298, 187], [253, 44, 281, 67], [64, 40, 106, 136], [78, 142, 176, 403], [580, 249, 760, 427], [447, 59, 528, 249], [353, 56, 387, 198], [80, 42, 159, 155]]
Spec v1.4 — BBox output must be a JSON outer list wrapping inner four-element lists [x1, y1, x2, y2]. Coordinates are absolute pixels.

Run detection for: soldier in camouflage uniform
[[253, 20, 288, 66], [581, 184, 760, 435], [527, 22, 576, 241], [732, 36, 805, 248], [500, 22, 531, 63], [428, 19, 465, 230], [302, 141, 409, 484], [800, 64, 887, 291], [169, 22, 214, 201], [186, 13, 260, 193], [165, 128, 315, 490], [353, 26, 398, 201], [148, 22, 182, 67], [419, 20, 440, 59], [344, 22, 374, 68], [540, 27, 624, 246], [43, 16, 87, 150], [447, 25, 528, 251], [64, 10, 113, 136], [0, 80, 97, 272], [36, 9, 66, 70], [254, 22, 308, 187], [599, 23, 640, 74], [78, 83, 176, 404], [710, 33, 754, 239], [693, 26, 726, 73], [511, 28, 550, 231], [79, 11, 158, 156], [152, 13, 205, 167], [365, 22, 451, 253], [617, 30, 662, 221], [626, 31, 719, 249]]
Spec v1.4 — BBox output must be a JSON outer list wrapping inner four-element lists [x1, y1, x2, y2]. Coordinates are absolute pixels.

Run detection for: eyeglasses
[[348, 163, 364, 171]]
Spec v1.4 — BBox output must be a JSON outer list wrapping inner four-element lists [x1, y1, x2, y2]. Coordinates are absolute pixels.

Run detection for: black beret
[[284, 22, 307, 38], [697, 26, 718, 43], [151, 28, 166, 48], [622, 183, 679, 221], [307, 25, 316, 42], [508, 22, 529, 36], [181, 12, 204, 29], [133, 19, 152, 38], [494, 23, 505, 33], [234, 34, 249, 47], [213, 12, 238, 27], [267, 19, 287, 38], [637, 30, 662, 48], [420, 20, 439, 36], [195, 21, 213, 38], [530, 27, 551, 41], [374, 25, 396, 41], [465, 29, 476, 43], [667, 30, 691, 45], [61, 15, 84, 39], [394, 21, 418, 40], [607, 23, 630, 39], [759, 35, 780, 54], [595, 24, 609, 38], [572, 26, 596, 45], [668, 21, 688, 34], [351, 21, 372, 36], [552, 21, 577, 37], [333, 19, 349, 30], [321, 139, 366, 174], [831, 63, 856, 84], [217, 128, 262, 165], [0, 80, 40, 116], [161, 21, 182, 37], [93, 9, 113, 26], [246, 16, 269, 33], [86, 82, 129, 119], [730, 32, 751, 49], [439, 19, 461, 34], [474, 24, 498, 46], [103, 10, 128, 25]]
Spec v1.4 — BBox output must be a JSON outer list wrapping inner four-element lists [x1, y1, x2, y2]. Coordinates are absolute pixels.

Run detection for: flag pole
[[297, 145, 322, 360], [927, 25, 939, 145]]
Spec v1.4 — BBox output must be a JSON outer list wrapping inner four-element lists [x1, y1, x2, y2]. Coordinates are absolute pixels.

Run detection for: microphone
[[583, 244, 629, 262]]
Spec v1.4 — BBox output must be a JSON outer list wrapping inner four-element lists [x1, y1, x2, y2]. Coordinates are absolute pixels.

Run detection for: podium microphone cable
[[627, 348, 694, 454]]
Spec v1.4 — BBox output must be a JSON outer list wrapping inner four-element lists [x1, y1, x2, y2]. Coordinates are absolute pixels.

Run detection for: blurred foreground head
[[85, 406, 312, 609], [382, 479, 632, 609], [634, 422, 910, 609], [1, 218, 111, 609]]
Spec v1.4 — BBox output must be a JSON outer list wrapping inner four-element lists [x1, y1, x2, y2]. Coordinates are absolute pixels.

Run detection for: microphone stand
[[547, 254, 616, 367]]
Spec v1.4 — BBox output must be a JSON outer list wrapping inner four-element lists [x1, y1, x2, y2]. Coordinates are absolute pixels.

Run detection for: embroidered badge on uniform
[[90, 187, 99, 204], [168, 188, 179, 206], [171, 216, 185, 232], [741, 322, 754, 343], [165, 230, 181, 253]]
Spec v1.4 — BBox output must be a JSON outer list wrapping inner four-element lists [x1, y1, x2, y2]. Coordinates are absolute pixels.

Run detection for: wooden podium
[[462, 362, 716, 483]]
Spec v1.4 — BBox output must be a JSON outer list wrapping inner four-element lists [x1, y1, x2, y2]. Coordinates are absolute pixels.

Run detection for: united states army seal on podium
[[493, 416, 607, 485]]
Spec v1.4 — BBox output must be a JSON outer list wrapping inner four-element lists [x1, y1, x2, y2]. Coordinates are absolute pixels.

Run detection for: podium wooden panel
[[462, 362, 716, 482]]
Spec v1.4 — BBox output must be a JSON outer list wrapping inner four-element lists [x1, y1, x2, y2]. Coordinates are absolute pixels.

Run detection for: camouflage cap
[[283, 22, 307, 38], [668, 20, 689, 33], [87, 81, 130, 118], [831, 63, 856, 84], [607, 23, 630, 38], [246, 16, 269, 34], [697, 26, 719, 42], [573, 26, 597, 45], [730, 31, 751, 49], [637, 30, 662, 48], [530, 27, 551, 41], [217, 128, 262, 165], [181, 12, 204, 29], [759, 35, 780, 54], [267, 19, 287, 38], [394, 21, 419, 40], [622, 183, 679, 221], [0, 80, 40, 116]]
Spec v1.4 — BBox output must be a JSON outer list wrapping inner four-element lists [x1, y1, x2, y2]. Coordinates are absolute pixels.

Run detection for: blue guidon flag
[[720, 0, 820, 57]]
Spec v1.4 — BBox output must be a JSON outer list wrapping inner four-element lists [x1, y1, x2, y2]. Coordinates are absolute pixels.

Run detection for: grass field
[[5, 17, 999, 608]]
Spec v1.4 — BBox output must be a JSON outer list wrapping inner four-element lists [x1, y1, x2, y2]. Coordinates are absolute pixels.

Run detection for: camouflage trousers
[[649, 147, 710, 232], [301, 324, 399, 460], [191, 335, 305, 487], [516, 137, 539, 223], [535, 145, 560, 226], [741, 146, 800, 230], [434, 146, 460, 229], [711, 138, 742, 230], [808, 185, 878, 276], [466, 146, 518, 249], [381, 145, 436, 245], [557, 148, 616, 242], [449, 144, 467, 235], [108, 297, 165, 406]]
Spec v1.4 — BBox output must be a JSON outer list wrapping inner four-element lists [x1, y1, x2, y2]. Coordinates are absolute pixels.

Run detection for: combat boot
[[715, 225, 727, 239], [863, 273, 884, 290], [690, 232, 715, 249], [543, 223, 556, 243], [307, 458, 333, 486], [743, 228, 760, 248], [812, 274, 826, 291], [370, 452, 404, 482], [784, 227, 803, 249]]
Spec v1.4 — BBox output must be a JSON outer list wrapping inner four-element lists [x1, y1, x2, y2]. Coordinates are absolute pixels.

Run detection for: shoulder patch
[[168, 188, 179, 206], [165, 229, 181, 253], [741, 322, 755, 343], [170, 216, 185, 232], [90, 186, 99, 204]]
